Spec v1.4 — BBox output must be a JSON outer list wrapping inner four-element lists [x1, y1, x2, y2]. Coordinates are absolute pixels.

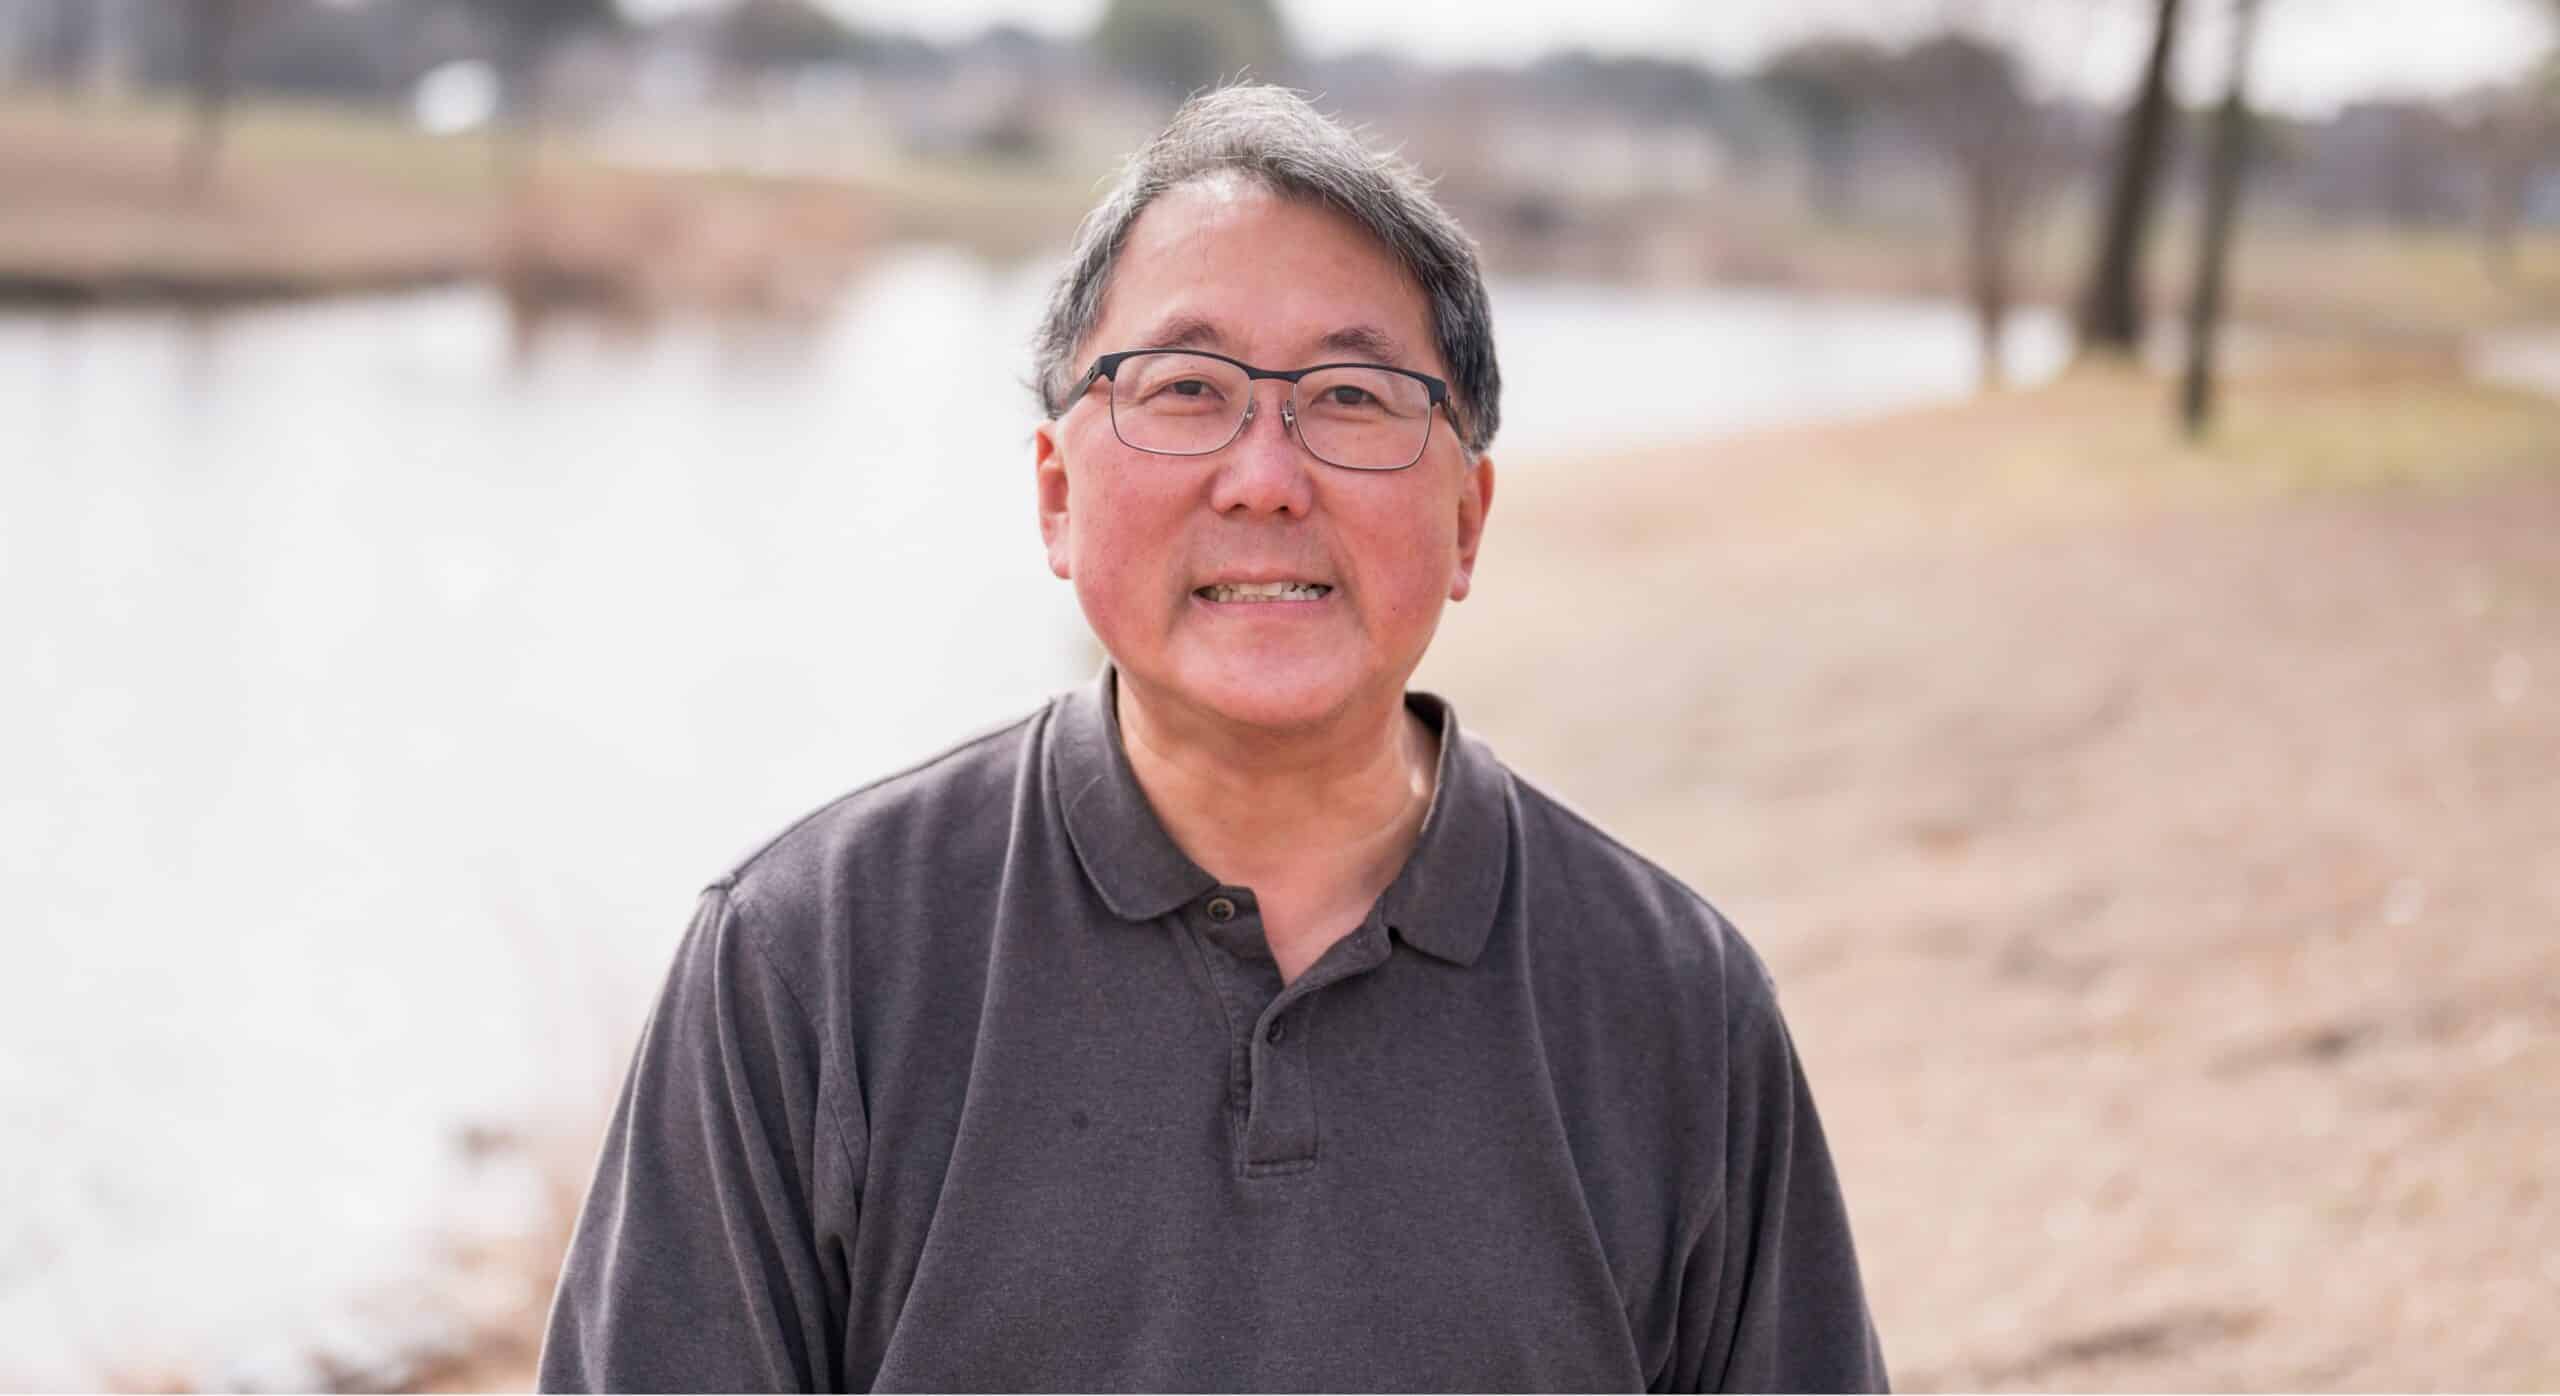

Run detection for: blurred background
[[3, 0, 2555, 1389]]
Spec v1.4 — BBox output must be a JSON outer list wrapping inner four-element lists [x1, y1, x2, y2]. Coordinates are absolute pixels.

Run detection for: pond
[[0, 247, 2065, 1386]]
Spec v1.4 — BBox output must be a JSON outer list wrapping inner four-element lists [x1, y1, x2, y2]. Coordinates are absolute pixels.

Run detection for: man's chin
[[1131, 657, 1383, 738]]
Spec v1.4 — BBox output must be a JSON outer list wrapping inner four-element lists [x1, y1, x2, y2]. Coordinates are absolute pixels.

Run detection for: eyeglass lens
[[1107, 351, 1433, 470]]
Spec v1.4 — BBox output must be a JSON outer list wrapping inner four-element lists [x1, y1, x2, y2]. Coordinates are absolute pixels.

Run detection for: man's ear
[[1448, 454, 1494, 602], [1035, 420, 1073, 581]]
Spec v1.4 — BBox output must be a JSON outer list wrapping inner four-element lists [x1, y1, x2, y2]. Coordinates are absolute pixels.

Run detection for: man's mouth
[[1195, 581, 1334, 603]]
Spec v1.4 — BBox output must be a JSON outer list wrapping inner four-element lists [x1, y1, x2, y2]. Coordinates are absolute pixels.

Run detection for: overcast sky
[[622, 0, 2559, 116]]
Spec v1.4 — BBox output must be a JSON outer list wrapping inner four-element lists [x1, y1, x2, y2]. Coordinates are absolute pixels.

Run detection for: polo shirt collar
[[1051, 666, 1508, 968], [1053, 668, 1220, 922]]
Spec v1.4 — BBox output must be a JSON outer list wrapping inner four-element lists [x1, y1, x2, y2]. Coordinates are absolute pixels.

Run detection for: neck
[[1114, 672, 1438, 898]]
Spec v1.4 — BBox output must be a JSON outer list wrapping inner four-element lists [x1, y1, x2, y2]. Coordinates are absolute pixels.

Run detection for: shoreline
[[9, 98, 2560, 335], [0, 263, 474, 308]]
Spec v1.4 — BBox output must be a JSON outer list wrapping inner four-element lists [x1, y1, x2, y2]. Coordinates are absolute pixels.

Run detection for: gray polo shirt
[[537, 670, 1886, 1393]]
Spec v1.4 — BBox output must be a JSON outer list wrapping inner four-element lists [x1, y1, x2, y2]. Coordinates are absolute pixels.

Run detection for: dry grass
[[394, 1126, 595, 1395], [0, 95, 493, 299], [1421, 351, 2560, 1389], [2221, 221, 2560, 339], [1684, 195, 2560, 342]]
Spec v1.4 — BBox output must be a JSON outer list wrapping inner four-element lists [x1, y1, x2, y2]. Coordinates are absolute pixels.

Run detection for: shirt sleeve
[[536, 885, 864, 1393], [1665, 944, 1888, 1393]]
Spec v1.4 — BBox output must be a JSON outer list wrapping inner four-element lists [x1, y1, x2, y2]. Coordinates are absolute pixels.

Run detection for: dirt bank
[[0, 96, 1080, 309]]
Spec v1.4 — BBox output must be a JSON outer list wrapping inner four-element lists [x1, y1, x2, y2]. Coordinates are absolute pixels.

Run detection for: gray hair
[[1031, 84, 1501, 456]]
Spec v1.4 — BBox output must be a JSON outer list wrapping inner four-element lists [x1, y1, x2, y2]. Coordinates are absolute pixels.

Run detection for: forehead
[[1091, 176, 1440, 371]]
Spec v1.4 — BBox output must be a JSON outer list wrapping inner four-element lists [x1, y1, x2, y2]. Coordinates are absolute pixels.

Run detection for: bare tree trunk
[[1809, 131, 1854, 222], [489, 23, 547, 197], [177, 0, 239, 200], [1967, 159, 2013, 387], [2079, 0, 2182, 355], [30, 0, 87, 96], [2478, 81, 2545, 287], [2181, 0, 2262, 438], [2483, 150, 2520, 288], [83, 0, 135, 102]]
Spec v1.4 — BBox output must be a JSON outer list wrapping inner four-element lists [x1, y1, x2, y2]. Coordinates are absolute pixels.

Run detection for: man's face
[[1035, 178, 1494, 737]]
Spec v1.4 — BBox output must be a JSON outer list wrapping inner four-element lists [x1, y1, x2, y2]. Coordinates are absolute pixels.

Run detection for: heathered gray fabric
[[536, 670, 1888, 1393]]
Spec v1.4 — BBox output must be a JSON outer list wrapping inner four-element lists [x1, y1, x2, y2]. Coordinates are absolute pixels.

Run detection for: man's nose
[[1207, 384, 1317, 517]]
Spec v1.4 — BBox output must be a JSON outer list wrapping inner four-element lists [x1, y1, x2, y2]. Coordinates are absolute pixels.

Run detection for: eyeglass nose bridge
[[1233, 387, 1300, 445]]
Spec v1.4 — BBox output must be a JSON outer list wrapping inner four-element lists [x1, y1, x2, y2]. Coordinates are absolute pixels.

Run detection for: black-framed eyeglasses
[[1071, 348, 1463, 472]]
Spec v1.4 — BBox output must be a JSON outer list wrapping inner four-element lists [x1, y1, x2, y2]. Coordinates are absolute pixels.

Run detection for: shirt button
[[1265, 1020, 1285, 1045], [1206, 896, 1237, 923]]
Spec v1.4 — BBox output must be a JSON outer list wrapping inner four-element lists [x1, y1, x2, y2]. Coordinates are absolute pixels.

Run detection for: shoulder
[[1504, 766, 1778, 1015], [1491, 757, 1802, 1234], [707, 701, 1052, 953]]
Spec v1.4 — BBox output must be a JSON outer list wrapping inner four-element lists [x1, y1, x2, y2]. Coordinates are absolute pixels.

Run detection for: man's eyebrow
[[1133, 315, 1226, 351], [1315, 324, 1408, 364], [1127, 317, 1413, 366]]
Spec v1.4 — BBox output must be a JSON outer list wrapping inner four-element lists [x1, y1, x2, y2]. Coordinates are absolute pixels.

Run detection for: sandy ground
[[1421, 357, 2560, 1390], [415, 354, 2558, 1393]]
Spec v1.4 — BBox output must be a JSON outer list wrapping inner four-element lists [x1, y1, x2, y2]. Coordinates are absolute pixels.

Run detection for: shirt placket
[[1182, 886, 1393, 1178]]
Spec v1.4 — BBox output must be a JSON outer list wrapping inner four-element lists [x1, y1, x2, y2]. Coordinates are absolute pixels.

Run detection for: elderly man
[[538, 85, 1886, 1393]]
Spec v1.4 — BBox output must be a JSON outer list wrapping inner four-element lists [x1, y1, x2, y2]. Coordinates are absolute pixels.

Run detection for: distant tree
[[2477, 53, 2558, 285], [2077, 0, 2184, 356], [24, 0, 91, 94], [1089, 0, 1291, 101], [177, 0, 239, 196], [1759, 37, 1895, 221], [2181, 0, 2265, 437], [714, 0, 865, 72], [230, 0, 414, 101], [1891, 31, 2041, 386], [463, 0, 620, 180], [1530, 49, 1724, 119], [175, 0, 284, 198], [69, 0, 140, 99]]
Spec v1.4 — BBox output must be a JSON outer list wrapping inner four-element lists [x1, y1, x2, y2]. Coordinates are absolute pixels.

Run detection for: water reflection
[[0, 252, 2062, 1386], [0, 247, 1090, 1386]]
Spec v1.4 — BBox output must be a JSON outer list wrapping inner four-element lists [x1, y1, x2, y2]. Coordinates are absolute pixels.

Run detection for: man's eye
[[1323, 385, 1379, 408], [1139, 377, 1220, 402]]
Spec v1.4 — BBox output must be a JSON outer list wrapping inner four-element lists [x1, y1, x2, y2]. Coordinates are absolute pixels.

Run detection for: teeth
[[1200, 582, 1332, 603]]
